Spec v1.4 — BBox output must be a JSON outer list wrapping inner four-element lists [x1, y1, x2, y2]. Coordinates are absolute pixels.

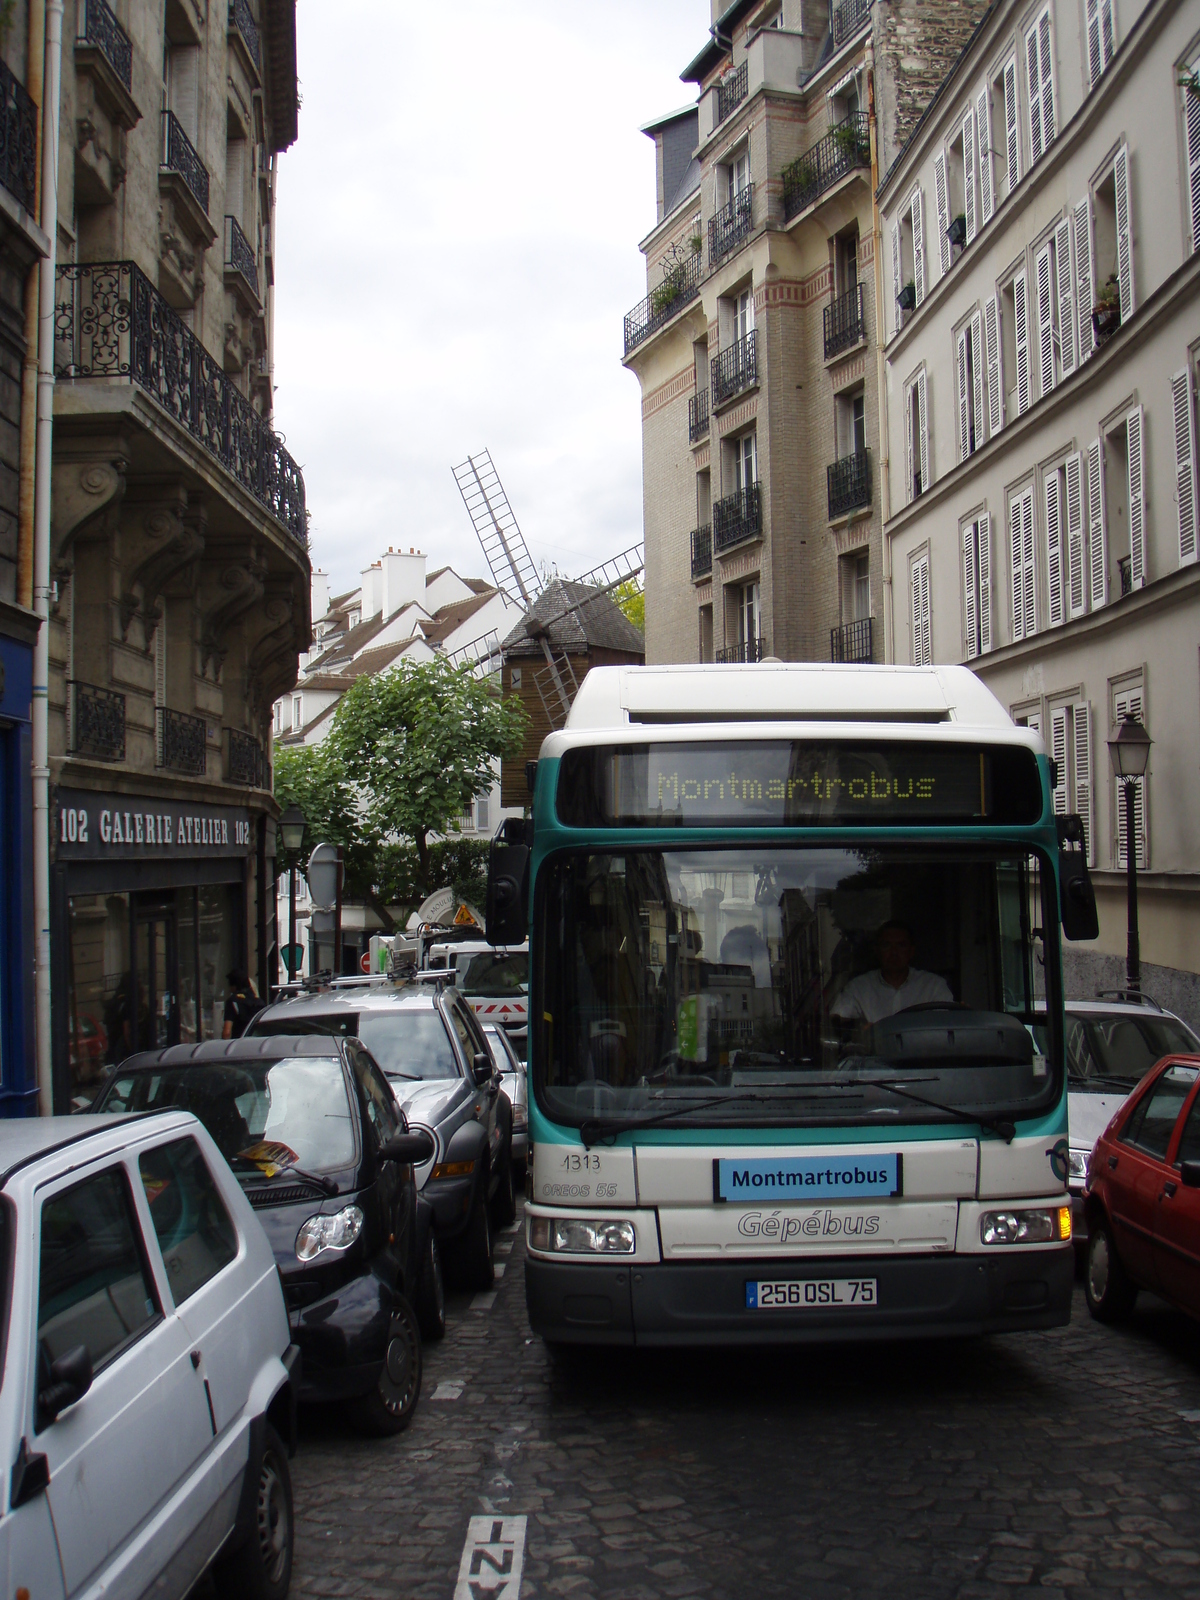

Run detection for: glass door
[[134, 905, 179, 1051]]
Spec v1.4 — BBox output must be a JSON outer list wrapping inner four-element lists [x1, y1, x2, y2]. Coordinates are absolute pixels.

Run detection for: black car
[[90, 1034, 441, 1436]]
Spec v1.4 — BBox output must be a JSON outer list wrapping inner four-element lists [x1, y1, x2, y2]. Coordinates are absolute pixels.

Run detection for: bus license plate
[[746, 1278, 878, 1310]]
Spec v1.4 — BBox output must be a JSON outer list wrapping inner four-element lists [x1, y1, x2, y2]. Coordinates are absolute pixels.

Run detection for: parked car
[[90, 1035, 436, 1435], [246, 981, 514, 1290], [482, 1021, 528, 1172], [1030, 996, 1200, 1244], [1083, 1053, 1200, 1322], [0, 1110, 299, 1599]]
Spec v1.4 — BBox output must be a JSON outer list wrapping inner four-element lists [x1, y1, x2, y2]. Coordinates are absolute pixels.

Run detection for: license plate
[[746, 1278, 878, 1309]]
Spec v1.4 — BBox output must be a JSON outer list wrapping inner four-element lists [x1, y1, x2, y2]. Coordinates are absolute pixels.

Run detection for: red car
[[1083, 1054, 1200, 1322]]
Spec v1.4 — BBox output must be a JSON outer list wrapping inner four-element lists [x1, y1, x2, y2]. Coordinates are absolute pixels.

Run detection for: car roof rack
[[1094, 988, 1165, 1012]]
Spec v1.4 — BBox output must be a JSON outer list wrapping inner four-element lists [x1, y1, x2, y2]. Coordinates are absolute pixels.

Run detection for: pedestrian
[[222, 967, 264, 1039]]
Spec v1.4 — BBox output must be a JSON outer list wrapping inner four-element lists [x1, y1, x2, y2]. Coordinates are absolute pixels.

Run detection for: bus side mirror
[[1057, 815, 1099, 942], [486, 833, 529, 947]]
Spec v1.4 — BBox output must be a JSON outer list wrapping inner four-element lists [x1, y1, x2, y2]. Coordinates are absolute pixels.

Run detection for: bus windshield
[[536, 846, 1059, 1132]]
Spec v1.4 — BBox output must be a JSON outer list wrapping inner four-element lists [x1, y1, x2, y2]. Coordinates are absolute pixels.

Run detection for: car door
[[1107, 1065, 1199, 1289], [1154, 1075, 1200, 1318], [34, 1157, 215, 1599], [450, 997, 502, 1170]]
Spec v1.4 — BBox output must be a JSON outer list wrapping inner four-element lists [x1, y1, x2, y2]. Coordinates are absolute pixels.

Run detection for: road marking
[[498, 1222, 521, 1235], [454, 1515, 526, 1599], [494, 1263, 506, 1278], [1181, 1409, 1200, 1422], [471, 1291, 498, 1311], [495, 1240, 514, 1255], [430, 1380, 464, 1400]]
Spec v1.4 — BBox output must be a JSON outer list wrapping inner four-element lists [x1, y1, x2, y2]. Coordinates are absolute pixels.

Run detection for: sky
[[270, 0, 705, 603]]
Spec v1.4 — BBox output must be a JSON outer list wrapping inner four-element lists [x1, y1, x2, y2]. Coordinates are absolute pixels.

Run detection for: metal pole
[[289, 866, 297, 980], [1124, 779, 1140, 994], [335, 845, 343, 977]]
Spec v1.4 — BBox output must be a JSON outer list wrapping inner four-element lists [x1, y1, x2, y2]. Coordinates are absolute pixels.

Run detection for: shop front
[[51, 789, 256, 1111]]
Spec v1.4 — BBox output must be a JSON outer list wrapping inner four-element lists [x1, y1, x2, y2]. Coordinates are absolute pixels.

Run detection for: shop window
[[67, 891, 131, 1105]]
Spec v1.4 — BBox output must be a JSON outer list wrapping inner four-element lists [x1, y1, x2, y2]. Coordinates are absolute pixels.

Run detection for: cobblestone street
[[285, 1201, 1200, 1600]]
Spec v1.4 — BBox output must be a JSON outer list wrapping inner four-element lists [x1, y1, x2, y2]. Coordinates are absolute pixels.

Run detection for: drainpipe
[[32, 0, 63, 1113], [865, 41, 893, 664], [17, 0, 45, 608]]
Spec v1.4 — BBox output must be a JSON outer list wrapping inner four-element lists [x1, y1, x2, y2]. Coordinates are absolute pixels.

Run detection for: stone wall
[[872, 0, 992, 179]]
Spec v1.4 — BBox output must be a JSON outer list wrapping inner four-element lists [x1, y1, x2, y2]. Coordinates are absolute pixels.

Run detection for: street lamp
[[279, 805, 306, 980], [1106, 713, 1152, 996]]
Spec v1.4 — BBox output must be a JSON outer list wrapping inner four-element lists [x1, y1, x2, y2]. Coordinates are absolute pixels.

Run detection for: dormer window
[[348, 610, 360, 630]]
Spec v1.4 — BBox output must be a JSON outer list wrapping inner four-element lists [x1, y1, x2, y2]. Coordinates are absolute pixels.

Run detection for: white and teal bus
[[485, 664, 1099, 1345]]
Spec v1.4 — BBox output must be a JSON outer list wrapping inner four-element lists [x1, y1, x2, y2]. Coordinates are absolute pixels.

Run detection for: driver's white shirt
[[831, 968, 953, 1025]]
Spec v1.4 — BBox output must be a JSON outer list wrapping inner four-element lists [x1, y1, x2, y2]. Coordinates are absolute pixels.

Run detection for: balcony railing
[[69, 680, 125, 761], [157, 707, 207, 776], [228, 0, 262, 69], [161, 109, 210, 214], [623, 251, 702, 357], [827, 450, 871, 518], [716, 636, 766, 664], [691, 524, 712, 580], [833, 0, 873, 47], [55, 262, 307, 543], [224, 214, 260, 298], [689, 387, 709, 442], [824, 284, 866, 360], [77, 0, 133, 92], [708, 184, 754, 266], [713, 483, 761, 553], [711, 329, 757, 408], [0, 56, 37, 214], [830, 617, 874, 663], [1118, 555, 1132, 596], [715, 60, 748, 126], [782, 113, 869, 221], [228, 728, 263, 786]]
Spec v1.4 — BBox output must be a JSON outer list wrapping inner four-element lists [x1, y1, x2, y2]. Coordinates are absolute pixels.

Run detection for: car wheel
[[352, 1299, 423, 1436], [490, 1140, 517, 1228], [453, 1181, 495, 1293], [416, 1231, 446, 1343], [1084, 1218, 1138, 1322], [211, 1423, 293, 1600]]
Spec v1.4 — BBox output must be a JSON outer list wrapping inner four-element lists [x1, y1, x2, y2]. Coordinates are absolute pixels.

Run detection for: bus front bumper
[[524, 1248, 1073, 1346]]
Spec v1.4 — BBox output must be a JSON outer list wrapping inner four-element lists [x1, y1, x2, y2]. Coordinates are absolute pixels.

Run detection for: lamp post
[[1106, 713, 1152, 996], [279, 805, 307, 980]]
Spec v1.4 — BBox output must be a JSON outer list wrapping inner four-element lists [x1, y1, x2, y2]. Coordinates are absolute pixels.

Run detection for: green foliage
[[376, 838, 491, 919], [649, 266, 689, 316], [613, 578, 645, 634], [272, 745, 378, 901]]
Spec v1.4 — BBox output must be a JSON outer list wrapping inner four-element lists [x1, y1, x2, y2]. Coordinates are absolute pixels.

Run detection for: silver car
[[482, 1022, 528, 1172]]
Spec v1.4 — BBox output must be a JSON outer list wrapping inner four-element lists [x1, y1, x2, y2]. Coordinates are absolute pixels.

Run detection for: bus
[[485, 664, 1099, 1346]]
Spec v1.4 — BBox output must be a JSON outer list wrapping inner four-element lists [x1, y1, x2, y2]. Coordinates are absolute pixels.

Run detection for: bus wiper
[[845, 1078, 1016, 1143], [1071, 1074, 1137, 1093], [579, 1091, 854, 1149]]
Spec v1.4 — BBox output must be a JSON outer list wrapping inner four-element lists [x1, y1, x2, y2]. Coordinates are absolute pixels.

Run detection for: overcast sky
[[270, 1, 703, 603]]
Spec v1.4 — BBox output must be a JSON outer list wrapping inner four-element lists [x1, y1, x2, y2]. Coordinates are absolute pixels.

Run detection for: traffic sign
[[359, 952, 371, 974], [281, 942, 304, 976]]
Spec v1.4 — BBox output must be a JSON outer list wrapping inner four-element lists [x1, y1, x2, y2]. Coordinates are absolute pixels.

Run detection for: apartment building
[[48, 0, 308, 1106], [878, 0, 1200, 1018], [625, 0, 985, 670]]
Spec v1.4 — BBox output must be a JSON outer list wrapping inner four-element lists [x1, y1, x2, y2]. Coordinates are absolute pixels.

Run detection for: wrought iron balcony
[[623, 251, 702, 356], [713, 483, 761, 553], [55, 262, 306, 543], [782, 113, 869, 221], [708, 184, 754, 266], [711, 329, 757, 408], [0, 56, 37, 214], [69, 680, 125, 761], [157, 707, 207, 776], [824, 284, 866, 360], [827, 450, 871, 518], [691, 524, 712, 580], [77, 0, 133, 92], [228, 0, 262, 70], [833, 0, 873, 47], [830, 617, 874, 663], [715, 60, 748, 126], [689, 387, 709, 442], [1118, 555, 1132, 596], [716, 636, 766, 664], [227, 728, 263, 786], [224, 215, 260, 298], [161, 109, 210, 214]]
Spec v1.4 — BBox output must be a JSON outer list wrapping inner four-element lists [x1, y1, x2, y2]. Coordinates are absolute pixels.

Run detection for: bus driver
[[831, 920, 952, 1026]]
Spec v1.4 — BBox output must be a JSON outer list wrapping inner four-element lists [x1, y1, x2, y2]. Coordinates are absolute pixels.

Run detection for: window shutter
[[1073, 701, 1094, 866], [1050, 707, 1069, 816], [912, 187, 926, 305], [1038, 11, 1056, 147], [963, 110, 977, 242], [1187, 64, 1200, 254], [916, 368, 930, 494], [970, 309, 984, 447], [1010, 497, 1025, 641], [1035, 243, 1054, 398], [1087, 438, 1107, 607], [934, 152, 951, 276], [1100, 0, 1115, 71], [962, 521, 978, 659], [911, 552, 931, 666], [1171, 369, 1198, 566], [1085, 0, 1102, 87], [1127, 404, 1145, 588], [1045, 470, 1064, 627], [1026, 26, 1044, 163], [891, 221, 902, 334], [976, 84, 994, 223], [1073, 197, 1094, 364], [1014, 269, 1029, 415], [1066, 452, 1085, 617], [956, 329, 970, 463], [1026, 710, 1043, 739], [1114, 144, 1133, 321], [1055, 218, 1075, 377], [905, 381, 915, 500], [1003, 59, 1020, 194], [1114, 684, 1147, 869], [978, 512, 992, 653], [984, 295, 1002, 436], [1017, 488, 1036, 639]]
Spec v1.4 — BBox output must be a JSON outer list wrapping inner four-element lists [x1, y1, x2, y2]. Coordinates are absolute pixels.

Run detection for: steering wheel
[[891, 1001, 971, 1015]]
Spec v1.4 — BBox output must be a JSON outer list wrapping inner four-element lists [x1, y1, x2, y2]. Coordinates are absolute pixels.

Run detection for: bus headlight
[[980, 1208, 1070, 1245], [528, 1216, 636, 1254]]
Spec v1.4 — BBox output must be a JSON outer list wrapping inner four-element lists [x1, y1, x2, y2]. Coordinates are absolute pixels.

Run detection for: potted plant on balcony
[[897, 280, 916, 312], [947, 213, 967, 248], [831, 120, 866, 162], [690, 232, 703, 255], [1092, 275, 1120, 342], [650, 261, 690, 317]]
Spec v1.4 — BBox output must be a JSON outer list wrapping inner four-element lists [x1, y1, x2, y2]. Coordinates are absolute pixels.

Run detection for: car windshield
[[252, 1008, 460, 1081], [460, 953, 528, 997], [96, 1058, 357, 1175], [537, 846, 1060, 1132], [1037, 1013, 1200, 1088]]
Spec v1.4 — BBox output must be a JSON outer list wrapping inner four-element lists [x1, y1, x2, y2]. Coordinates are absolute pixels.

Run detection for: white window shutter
[[916, 368, 930, 494], [1035, 243, 1054, 398], [978, 512, 993, 653], [1045, 470, 1064, 627], [934, 152, 951, 276], [911, 552, 932, 666], [1073, 701, 1094, 866], [1038, 12, 1056, 146], [1087, 439, 1107, 607], [1114, 144, 1133, 321], [976, 84, 994, 224], [912, 187, 926, 305], [956, 328, 970, 463], [1055, 217, 1075, 377], [1003, 59, 1020, 194], [1010, 497, 1025, 641], [1026, 26, 1043, 163], [962, 522, 978, 659], [1187, 65, 1200, 254], [1014, 269, 1029, 416], [1085, 0, 1102, 88], [963, 111, 977, 242], [920, 557, 932, 665], [1171, 369, 1198, 566], [1066, 452, 1085, 617], [1050, 707, 1069, 816], [911, 560, 922, 661], [1021, 488, 1037, 638], [1027, 710, 1043, 739], [891, 221, 902, 334], [1127, 403, 1145, 588], [984, 296, 1002, 436], [970, 310, 984, 448], [1073, 197, 1095, 364], [1100, 0, 1115, 70], [905, 381, 915, 500]]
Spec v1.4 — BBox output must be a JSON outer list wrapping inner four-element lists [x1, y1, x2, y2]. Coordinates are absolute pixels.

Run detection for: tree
[[613, 577, 645, 633], [326, 655, 526, 894], [273, 744, 387, 916]]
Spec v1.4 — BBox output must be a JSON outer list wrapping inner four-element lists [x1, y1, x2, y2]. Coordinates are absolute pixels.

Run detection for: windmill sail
[[452, 451, 542, 606]]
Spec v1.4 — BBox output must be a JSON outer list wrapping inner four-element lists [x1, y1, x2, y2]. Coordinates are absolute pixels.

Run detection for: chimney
[[360, 561, 383, 621], [381, 547, 427, 619], [311, 568, 329, 621]]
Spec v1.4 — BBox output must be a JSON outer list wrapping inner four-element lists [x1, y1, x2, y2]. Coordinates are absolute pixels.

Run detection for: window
[[225, 135, 247, 228], [347, 610, 360, 631], [725, 149, 750, 204], [1092, 146, 1133, 325], [165, 41, 201, 144], [138, 1139, 238, 1305], [38, 1168, 159, 1382], [1171, 364, 1198, 567], [904, 369, 929, 501], [1085, 0, 1116, 89], [852, 552, 870, 620], [1120, 1063, 1195, 1158], [835, 227, 859, 296], [699, 603, 714, 663], [909, 548, 932, 665], [836, 388, 866, 457], [476, 795, 491, 833], [1048, 700, 1094, 861], [1176, 1091, 1200, 1165], [1111, 675, 1148, 868], [738, 580, 761, 647], [1009, 484, 1036, 641], [273, 701, 282, 736], [1100, 405, 1145, 594], [1043, 453, 1085, 626], [1186, 61, 1200, 255], [732, 430, 758, 493], [1025, 8, 1057, 166], [889, 188, 924, 334], [955, 310, 984, 459], [291, 695, 301, 733], [734, 287, 754, 343], [961, 512, 993, 658]]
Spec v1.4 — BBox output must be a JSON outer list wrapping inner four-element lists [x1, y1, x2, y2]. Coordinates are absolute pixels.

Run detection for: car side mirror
[[380, 1130, 435, 1166], [37, 1344, 93, 1428], [472, 1052, 493, 1088], [1180, 1160, 1200, 1188], [486, 824, 529, 947]]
